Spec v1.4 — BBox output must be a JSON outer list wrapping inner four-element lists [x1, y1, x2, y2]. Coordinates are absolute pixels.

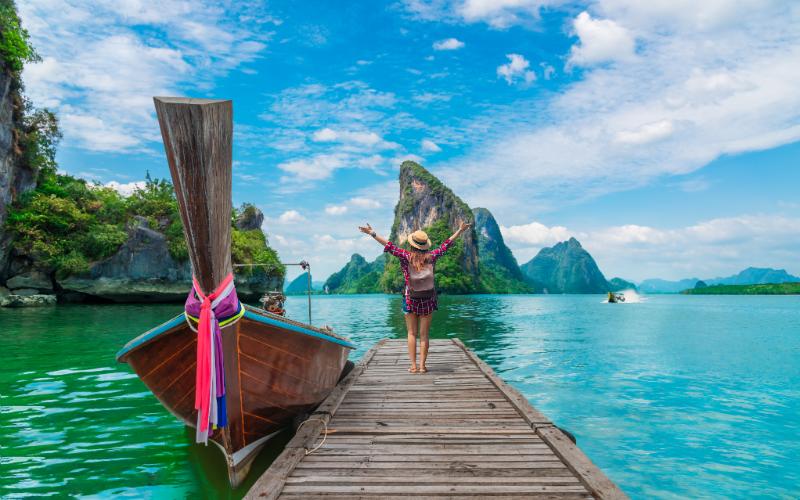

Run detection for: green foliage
[[5, 173, 284, 280], [19, 106, 61, 178], [6, 174, 127, 278], [0, 1, 40, 73], [682, 282, 800, 295], [231, 227, 285, 281], [479, 263, 533, 294]]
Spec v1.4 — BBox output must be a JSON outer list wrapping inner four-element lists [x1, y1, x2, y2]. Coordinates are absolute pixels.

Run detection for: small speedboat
[[607, 292, 625, 303]]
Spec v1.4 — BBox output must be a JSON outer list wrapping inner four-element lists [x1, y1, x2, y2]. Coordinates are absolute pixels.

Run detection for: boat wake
[[603, 289, 646, 303]]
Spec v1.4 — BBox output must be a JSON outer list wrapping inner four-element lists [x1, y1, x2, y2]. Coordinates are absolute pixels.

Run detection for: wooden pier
[[246, 339, 626, 499]]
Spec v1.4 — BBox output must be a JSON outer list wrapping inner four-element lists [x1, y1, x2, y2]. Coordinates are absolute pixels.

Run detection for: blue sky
[[19, 0, 800, 282]]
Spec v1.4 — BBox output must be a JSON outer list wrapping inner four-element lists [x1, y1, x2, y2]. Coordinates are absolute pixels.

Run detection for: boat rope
[[184, 273, 243, 445], [296, 417, 329, 455]]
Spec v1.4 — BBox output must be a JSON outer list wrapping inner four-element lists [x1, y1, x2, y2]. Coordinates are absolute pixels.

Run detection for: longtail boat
[[116, 97, 354, 487]]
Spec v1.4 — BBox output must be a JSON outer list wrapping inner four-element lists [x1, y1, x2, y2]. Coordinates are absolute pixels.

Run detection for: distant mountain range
[[639, 267, 800, 293], [319, 163, 797, 296]]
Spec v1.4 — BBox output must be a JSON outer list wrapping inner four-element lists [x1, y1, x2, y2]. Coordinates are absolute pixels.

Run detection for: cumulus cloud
[[615, 120, 674, 145], [403, 0, 561, 28], [103, 180, 146, 196], [278, 154, 348, 182], [325, 205, 348, 215], [568, 11, 636, 66], [278, 210, 306, 223], [349, 197, 382, 209], [311, 127, 399, 150], [433, 37, 465, 50], [497, 54, 536, 85], [421, 139, 442, 152], [501, 221, 571, 247]]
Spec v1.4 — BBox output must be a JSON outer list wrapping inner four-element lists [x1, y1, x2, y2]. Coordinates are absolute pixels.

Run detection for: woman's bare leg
[[418, 314, 432, 372], [404, 312, 419, 372]]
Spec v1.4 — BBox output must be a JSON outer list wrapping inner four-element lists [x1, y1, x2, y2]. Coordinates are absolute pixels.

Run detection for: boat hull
[[117, 305, 353, 487]]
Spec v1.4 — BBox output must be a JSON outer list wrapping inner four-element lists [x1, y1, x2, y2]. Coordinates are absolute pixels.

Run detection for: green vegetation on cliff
[[5, 172, 284, 281], [520, 238, 609, 294], [473, 207, 531, 294], [327, 254, 385, 294], [682, 282, 800, 295]]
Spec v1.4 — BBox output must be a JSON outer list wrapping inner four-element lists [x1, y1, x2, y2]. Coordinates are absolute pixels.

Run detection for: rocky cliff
[[520, 237, 609, 294], [473, 207, 531, 293], [0, 17, 42, 277], [380, 161, 479, 294]]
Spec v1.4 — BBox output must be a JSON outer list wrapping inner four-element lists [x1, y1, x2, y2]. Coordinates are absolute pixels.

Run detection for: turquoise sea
[[1, 294, 799, 499]]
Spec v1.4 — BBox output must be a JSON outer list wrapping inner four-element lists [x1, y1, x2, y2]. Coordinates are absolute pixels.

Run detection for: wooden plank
[[293, 461, 568, 470], [281, 484, 589, 494], [285, 476, 580, 484]]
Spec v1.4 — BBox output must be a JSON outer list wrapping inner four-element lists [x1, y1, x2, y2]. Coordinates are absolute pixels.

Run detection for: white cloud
[[568, 11, 636, 67], [102, 180, 146, 196], [278, 210, 306, 223], [312, 128, 338, 142], [412, 92, 452, 103], [501, 221, 571, 246], [433, 37, 464, 50], [311, 127, 399, 150], [325, 205, 348, 215], [615, 119, 674, 145], [278, 154, 348, 182], [421, 139, 442, 152], [349, 197, 382, 209], [497, 54, 536, 85], [20, 0, 272, 153], [403, 0, 562, 28]]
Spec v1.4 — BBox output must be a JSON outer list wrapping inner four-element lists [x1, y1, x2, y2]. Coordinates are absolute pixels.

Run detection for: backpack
[[408, 259, 436, 299]]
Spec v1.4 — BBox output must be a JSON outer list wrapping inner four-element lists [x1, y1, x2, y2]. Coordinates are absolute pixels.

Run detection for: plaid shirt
[[384, 239, 452, 316]]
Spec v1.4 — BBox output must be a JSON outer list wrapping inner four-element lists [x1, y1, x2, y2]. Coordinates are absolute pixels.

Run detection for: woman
[[358, 221, 472, 373]]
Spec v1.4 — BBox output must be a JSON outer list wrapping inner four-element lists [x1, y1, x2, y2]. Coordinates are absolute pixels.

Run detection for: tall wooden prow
[[153, 97, 233, 292]]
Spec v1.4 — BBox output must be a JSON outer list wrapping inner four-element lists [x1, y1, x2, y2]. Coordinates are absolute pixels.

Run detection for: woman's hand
[[358, 223, 374, 235], [458, 221, 472, 232]]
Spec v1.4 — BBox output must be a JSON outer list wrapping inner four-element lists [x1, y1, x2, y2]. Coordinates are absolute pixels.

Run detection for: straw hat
[[408, 230, 432, 250]]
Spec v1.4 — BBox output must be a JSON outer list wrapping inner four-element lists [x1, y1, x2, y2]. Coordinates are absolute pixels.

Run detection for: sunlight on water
[[1, 295, 798, 499]]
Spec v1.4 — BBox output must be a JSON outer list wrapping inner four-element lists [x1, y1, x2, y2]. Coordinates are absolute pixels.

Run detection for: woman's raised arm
[[448, 220, 473, 241], [359, 223, 389, 246]]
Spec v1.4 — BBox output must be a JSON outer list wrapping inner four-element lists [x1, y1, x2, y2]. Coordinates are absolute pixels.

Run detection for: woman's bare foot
[[408, 365, 417, 373], [418, 365, 428, 373]]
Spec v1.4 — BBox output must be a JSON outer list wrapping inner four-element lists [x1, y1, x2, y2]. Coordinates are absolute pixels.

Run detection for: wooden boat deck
[[246, 339, 627, 499]]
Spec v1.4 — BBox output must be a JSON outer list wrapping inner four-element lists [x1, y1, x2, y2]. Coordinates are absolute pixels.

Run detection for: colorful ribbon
[[184, 273, 244, 444]]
